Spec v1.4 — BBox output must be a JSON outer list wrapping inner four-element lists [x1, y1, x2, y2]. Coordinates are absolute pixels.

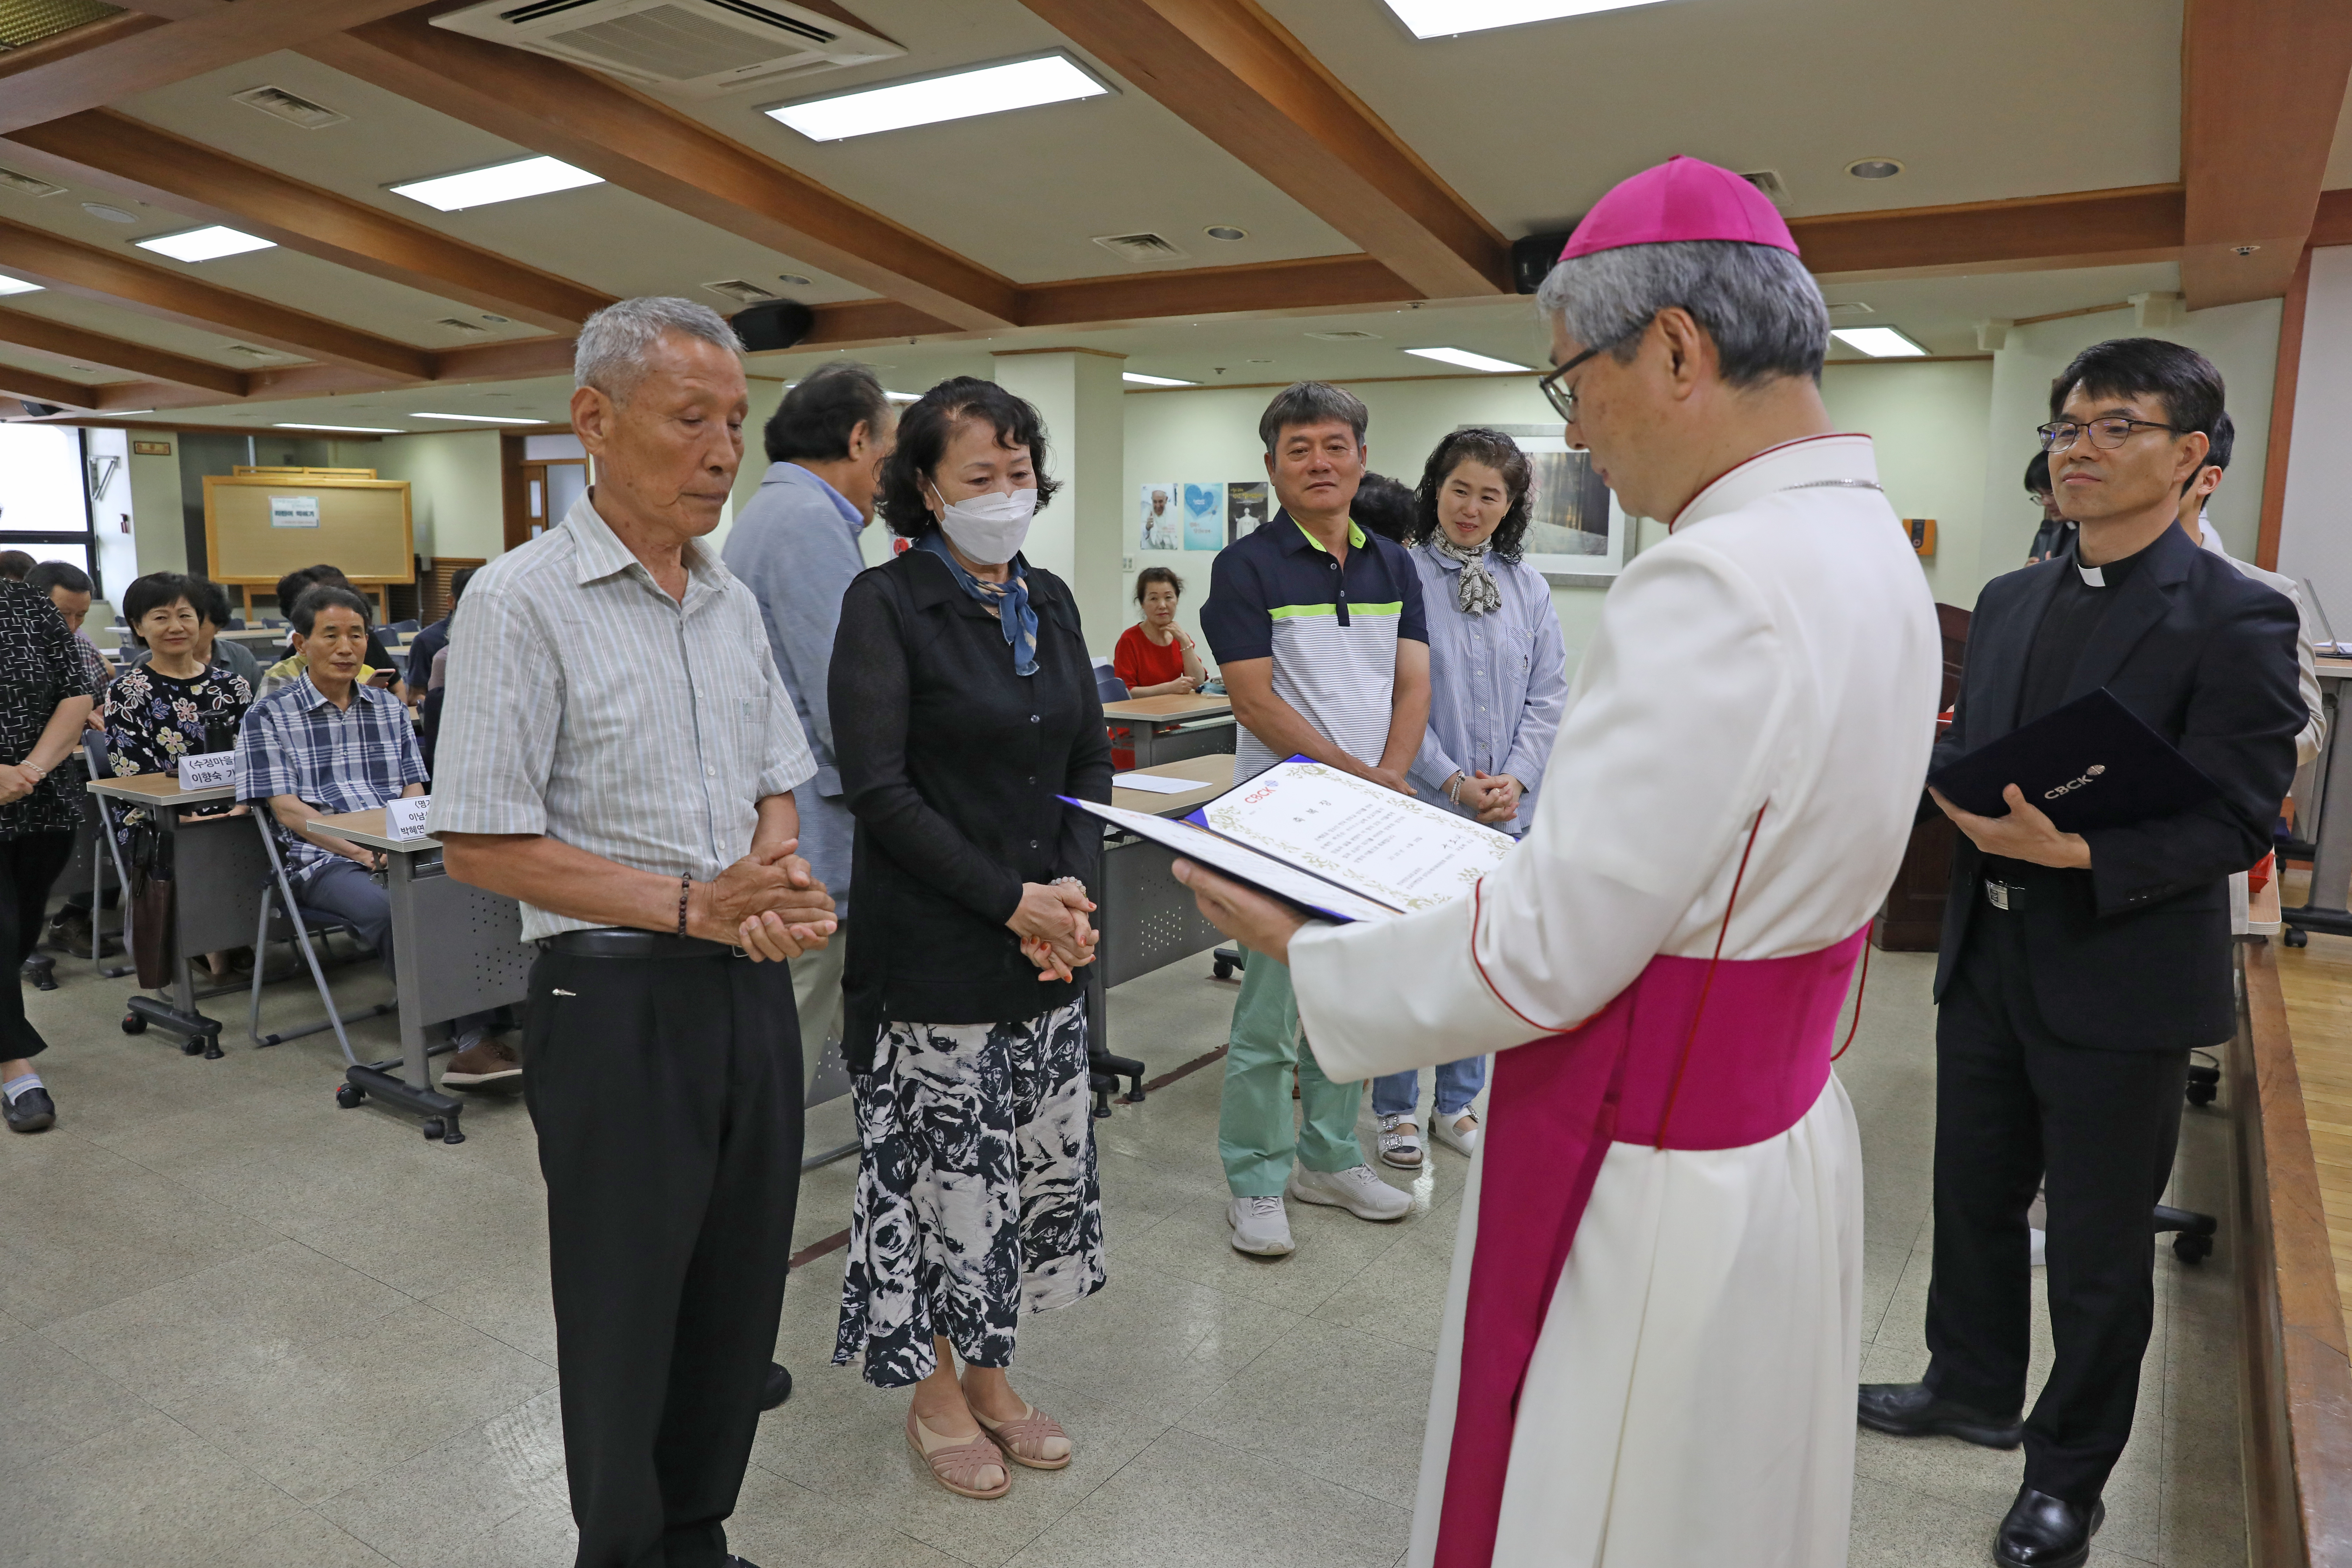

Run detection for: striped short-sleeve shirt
[[1200, 511, 1427, 782]]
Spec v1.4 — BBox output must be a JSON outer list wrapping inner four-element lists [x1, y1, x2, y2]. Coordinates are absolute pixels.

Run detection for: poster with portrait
[[1226, 480, 1269, 545], [1471, 425, 1630, 580], [1182, 482, 1224, 550], [1138, 482, 1181, 551]]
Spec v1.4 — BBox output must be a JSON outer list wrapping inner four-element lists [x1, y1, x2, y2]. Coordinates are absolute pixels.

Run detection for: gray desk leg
[[340, 850, 469, 1144], [2289, 688, 2352, 943], [1128, 723, 1155, 770]]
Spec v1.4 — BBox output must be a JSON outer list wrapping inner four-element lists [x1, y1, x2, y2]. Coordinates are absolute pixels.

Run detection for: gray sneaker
[[1287, 1163, 1410, 1221], [1227, 1195, 1295, 1255]]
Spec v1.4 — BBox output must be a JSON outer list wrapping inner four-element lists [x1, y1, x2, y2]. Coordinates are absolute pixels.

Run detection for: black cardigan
[[831, 547, 1113, 1069]]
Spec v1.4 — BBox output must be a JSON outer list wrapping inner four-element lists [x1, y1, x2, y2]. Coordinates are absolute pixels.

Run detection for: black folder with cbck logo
[[1927, 688, 2219, 833]]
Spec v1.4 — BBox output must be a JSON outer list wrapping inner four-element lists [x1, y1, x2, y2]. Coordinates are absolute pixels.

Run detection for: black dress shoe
[[1995, 1485, 2103, 1567], [1856, 1381, 2022, 1448], [3, 1086, 55, 1133], [761, 1362, 791, 1411]]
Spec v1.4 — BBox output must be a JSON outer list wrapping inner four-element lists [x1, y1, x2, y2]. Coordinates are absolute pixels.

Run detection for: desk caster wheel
[[121, 1013, 145, 1035], [335, 1084, 365, 1109], [2286, 926, 2310, 947], [2174, 1232, 2213, 1265], [420, 1117, 446, 1142], [1212, 956, 1235, 980], [2186, 1081, 2217, 1107], [178, 1036, 205, 1056]]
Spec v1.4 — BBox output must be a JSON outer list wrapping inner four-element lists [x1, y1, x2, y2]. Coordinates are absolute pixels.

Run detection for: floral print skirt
[[832, 999, 1107, 1388]]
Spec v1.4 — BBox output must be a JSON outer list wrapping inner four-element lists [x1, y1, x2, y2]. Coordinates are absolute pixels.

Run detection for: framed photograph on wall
[[1138, 482, 1182, 551], [1226, 480, 1269, 545], [1473, 425, 1631, 585]]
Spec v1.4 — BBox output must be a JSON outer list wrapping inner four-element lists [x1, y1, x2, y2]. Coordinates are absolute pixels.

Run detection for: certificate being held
[[1064, 757, 1515, 924]]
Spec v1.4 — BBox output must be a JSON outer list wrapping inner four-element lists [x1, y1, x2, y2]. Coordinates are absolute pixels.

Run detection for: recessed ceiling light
[[137, 225, 275, 262], [884, 391, 921, 403], [777, 273, 814, 287], [275, 422, 401, 433], [411, 412, 546, 424], [0, 275, 41, 295], [765, 54, 1110, 142], [1204, 225, 1248, 242], [1404, 346, 1532, 373], [1123, 372, 1196, 387], [81, 202, 137, 223], [1380, 0, 1661, 38], [1832, 326, 1927, 357], [1846, 158, 1904, 180], [389, 155, 602, 212]]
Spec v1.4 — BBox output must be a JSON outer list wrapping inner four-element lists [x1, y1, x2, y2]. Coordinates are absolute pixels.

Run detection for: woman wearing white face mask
[[828, 377, 1113, 1500]]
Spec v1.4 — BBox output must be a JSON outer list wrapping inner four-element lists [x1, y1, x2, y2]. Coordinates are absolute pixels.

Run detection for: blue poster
[[1182, 482, 1223, 550]]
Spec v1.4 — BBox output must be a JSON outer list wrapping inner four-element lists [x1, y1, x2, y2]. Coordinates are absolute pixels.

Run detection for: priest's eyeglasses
[[1537, 344, 1606, 422], [2035, 416, 2181, 453]]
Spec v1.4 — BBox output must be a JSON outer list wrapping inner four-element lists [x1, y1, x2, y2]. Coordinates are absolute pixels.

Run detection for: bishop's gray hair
[[1535, 240, 1830, 387], [573, 296, 745, 402]]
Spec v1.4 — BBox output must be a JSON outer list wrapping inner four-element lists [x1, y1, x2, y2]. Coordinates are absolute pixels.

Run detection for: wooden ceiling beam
[[0, 363, 102, 411], [1793, 185, 2186, 282], [0, 304, 244, 395], [2179, 0, 2352, 307], [1019, 0, 1507, 300], [0, 217, 434, 379], [1022, 254, 1414, 329], [1, 111, 615, 332], [2310, 188, 2352, 250], [0, 0, 434, 138], [303, 13, 1023, 332]]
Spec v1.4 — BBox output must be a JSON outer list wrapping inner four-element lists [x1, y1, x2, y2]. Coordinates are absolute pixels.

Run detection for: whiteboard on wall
[[204, 475, 414, 585]]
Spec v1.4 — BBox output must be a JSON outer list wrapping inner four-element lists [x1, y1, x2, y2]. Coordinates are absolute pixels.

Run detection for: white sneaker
[[1287, 1163, 1410, 1222], [1433, 1110, 1480, 1158], [1228, 1195, 1295, 1255]]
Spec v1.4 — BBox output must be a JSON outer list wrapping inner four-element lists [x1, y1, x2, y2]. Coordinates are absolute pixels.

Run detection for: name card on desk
[[385, 796, 433, 842], [177, 752, 236, 791]]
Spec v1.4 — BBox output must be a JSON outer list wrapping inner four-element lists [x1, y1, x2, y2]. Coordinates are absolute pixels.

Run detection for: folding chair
[[246, 812, 393, 1055], [82, 733, 136, 980]]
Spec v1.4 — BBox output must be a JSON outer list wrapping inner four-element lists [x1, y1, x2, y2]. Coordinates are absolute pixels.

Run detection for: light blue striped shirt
[[1405, 542, 1568, 836]]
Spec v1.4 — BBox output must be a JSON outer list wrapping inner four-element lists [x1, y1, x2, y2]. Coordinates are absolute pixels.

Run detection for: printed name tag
[[177, 752, 236, 791], [385, 796, 433, 842]]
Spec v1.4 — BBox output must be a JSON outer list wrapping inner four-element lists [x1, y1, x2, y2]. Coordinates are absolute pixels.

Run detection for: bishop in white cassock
[[1176, 157, 1943, 1568]]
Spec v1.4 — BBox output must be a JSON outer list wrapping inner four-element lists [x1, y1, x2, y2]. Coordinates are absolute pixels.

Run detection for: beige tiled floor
[[2, 934, 2242, 1567]]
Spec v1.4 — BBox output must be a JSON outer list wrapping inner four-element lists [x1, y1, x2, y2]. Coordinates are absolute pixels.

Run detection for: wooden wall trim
[[2258, 248, 2311, 572]]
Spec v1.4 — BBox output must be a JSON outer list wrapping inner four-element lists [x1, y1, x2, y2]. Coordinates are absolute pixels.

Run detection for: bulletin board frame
[[202, 472, 415, 594]]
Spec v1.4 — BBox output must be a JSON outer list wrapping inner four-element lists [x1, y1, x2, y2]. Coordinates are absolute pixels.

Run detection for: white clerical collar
[[1671, 433, 1881, 533], [2078, 562, 2105, 587]]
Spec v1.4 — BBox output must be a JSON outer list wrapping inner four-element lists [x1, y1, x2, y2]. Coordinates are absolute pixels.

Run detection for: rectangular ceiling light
[[0, 274, 41, 295], [411, 412, 546, 425], [1405, 346, 1532, 373], [136, 225, 275, 262], [1123, 372, 1196, 387], [1832, 326, 1928, 358], [766, 54, 1109, 142], [884, 391, 921, 403], [1381, 0, 1663, 38], [275, 422, 402, 433], [390, 155, 602, 213]]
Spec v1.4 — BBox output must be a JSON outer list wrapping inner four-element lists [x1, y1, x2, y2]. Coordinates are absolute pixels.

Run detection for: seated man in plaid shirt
[[235, 584, 515, 1086]]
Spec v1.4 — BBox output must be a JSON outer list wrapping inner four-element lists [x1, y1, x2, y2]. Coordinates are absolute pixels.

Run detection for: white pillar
[[990, 347, 1127, 654]]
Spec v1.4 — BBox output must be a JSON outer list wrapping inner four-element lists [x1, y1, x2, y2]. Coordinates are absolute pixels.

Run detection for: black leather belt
[[538, 928, 739, 959]]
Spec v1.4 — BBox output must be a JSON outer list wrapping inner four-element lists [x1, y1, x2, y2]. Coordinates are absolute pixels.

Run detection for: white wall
[[370, 429, 504, 562], [126, 442, 185, 578], [2280, 245, 2352, 622], [1819, 359, 1991, 608]]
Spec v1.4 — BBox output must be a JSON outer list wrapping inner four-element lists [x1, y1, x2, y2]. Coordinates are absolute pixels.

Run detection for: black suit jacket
[[1931, 523, 2303, 1050]]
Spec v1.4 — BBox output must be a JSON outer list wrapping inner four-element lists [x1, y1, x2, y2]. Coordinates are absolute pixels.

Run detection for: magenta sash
[[1432, 926, 1869, 1568]]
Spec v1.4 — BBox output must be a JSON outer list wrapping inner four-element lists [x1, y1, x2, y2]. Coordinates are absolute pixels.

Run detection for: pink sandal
[[973, 1402, 1073, 1470], [906, 1409, 1011, 1499]]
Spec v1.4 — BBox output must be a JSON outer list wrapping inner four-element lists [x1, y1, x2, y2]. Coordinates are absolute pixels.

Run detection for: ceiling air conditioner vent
[[1826, 301, 1876, 318], [431, 0, 903, 98], [1091, 231, 1189, 265], [1307, 330, 1381, 341], [0, 166, 65, 199], [225, 344, 283, 359], [434, 317, 494, 334], [1740, 169, 1792, 208], [703, 278, 776, 304], [231, 85, 348, 130]]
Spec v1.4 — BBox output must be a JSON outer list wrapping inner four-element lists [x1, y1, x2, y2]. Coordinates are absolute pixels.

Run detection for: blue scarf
[[918, 533, 1037, 676]]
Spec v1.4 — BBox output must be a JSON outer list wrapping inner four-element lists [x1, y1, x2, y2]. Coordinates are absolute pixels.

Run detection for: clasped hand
[[698, 839, 836, 961], [1929, 784, 2092, 869], [1448, 771, 1521, 824], [1008, 880, 1097, 983], [0, 762, 39, 805]]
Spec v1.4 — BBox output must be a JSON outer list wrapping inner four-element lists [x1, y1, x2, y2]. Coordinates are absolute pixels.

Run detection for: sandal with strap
[[906, 1409, 1012, 1499], [1377, 1114, 1423, 1170], [972, 1401, 1073, 1470]]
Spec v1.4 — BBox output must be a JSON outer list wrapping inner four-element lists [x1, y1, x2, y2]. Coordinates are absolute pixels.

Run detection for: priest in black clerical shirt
[[1858, 338, 2304, 1568]]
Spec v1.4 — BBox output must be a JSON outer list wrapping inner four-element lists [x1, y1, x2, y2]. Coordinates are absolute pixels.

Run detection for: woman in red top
[[1113, 567, 1205, 697]]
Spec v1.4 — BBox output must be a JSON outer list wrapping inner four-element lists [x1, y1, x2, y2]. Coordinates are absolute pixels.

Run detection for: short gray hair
[[573, 296, 744, 402], [1258, 380, 1368, 455], [1535, 240, 1829, 387]]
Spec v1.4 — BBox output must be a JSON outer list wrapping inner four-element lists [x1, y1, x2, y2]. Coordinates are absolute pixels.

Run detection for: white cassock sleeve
[[1293, 540, 1791, 1082]]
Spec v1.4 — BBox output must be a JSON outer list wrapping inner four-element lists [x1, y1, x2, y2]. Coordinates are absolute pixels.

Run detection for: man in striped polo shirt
[[1201, 381, 1430, 1256]]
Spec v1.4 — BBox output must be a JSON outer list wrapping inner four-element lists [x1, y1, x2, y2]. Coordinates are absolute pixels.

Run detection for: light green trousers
[[1217, 947, 1365, 1197]]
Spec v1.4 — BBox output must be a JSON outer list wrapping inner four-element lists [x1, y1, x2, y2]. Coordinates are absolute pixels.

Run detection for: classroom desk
[[305, 808, 535, 1145], [1102, 693, 1237, 768], [84, 773, 265, 1057], [1085, 755, 1235, 1110], [2286, 659, 2352, 946]]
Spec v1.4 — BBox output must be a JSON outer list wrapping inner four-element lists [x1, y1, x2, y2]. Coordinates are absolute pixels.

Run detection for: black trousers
[[2, 831, 74, 1062], [523, 945, 804, 1568], [1923, 900, 2190, 1503]]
